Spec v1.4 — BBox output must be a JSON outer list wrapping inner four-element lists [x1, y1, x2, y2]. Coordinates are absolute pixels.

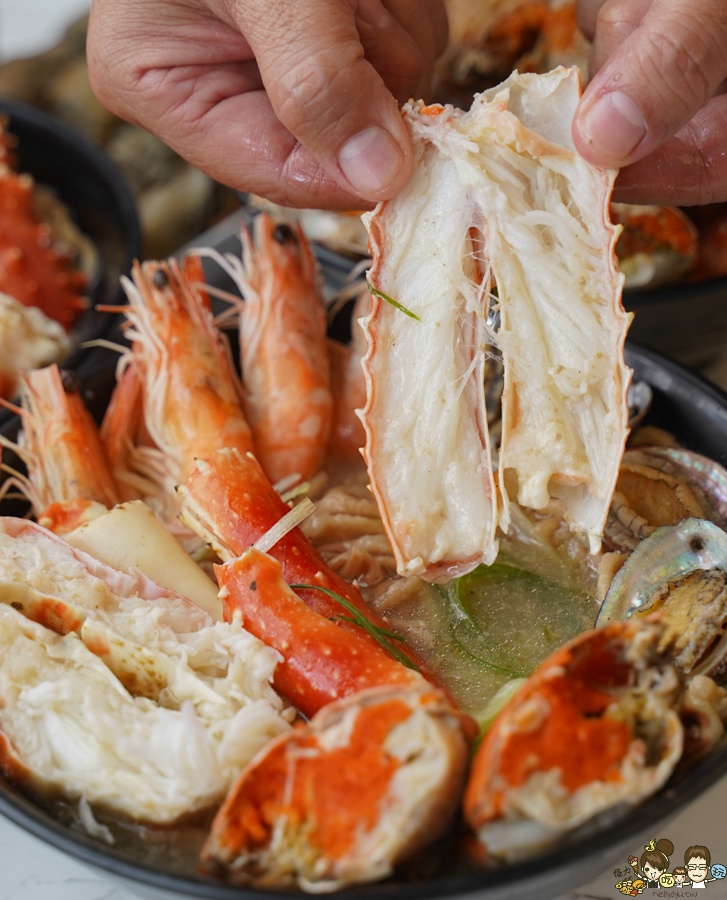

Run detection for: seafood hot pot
[[1, 326, 727, 898], [0, 97, 140, 380]]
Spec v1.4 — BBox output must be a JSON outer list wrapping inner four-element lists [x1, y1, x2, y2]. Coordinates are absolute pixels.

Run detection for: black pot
[[0, 96, 140, 381], [0, 341, 725, 900], [623, 276, 727, 369]]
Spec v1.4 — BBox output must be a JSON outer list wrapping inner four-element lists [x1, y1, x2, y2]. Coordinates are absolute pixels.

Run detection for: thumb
[[573, 0, 727, 168], [232, 0, 414, 202]]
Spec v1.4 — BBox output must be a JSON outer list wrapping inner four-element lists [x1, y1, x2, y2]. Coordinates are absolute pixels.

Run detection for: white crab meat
[[64, 500, 222, 620], [0, 291, 72, 396], [0, 518, 292, 823], [362, 68, 631, 570], [362, 134, 498, 582]]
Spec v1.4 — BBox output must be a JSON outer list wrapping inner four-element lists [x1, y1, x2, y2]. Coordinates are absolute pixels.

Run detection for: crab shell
[[464, 620, 684, 861], [202, 683, 468, 891], [612, 204, 698, 290], [0, 165, 87, 329]]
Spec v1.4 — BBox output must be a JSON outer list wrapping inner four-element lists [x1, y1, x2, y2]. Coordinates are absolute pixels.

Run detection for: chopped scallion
[[290, 583, 420, 671], [367, 281, 421, 322]]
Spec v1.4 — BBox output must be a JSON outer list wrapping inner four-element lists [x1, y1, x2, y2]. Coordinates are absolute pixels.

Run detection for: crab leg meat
[[362, 152, 497, 582], [179, 447, 426, 674], [362, 67, 631, 568]]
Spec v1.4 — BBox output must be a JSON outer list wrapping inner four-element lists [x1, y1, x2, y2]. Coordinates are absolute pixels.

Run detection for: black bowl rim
[[0, 94, 141, 305], [0, 95, 141, 262], [1, 344, 727, 897], [623, 272, 727, 306], [0, 96, 141, 394]]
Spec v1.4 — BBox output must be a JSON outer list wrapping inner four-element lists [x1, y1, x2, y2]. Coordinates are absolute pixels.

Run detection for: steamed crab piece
[[0, 293, 72, 399], [463, 621, 684, 861], [179, 448, 427, 675], [203, 684, 468, 891], [435, 0, 590, 105], [0, 165, 87, 329], [216, 546, 422, 718], [0, 518, 292, 822], [483, 70, 630, 552], [598, 518, 727, 684], [361, 111, 498, 583], [362, 68, 630, 578], [605, 447, 727, 552], [612, 204, 698, 290]]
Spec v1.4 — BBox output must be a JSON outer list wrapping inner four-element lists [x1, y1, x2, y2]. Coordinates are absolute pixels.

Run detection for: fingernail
[[580, 91, 646, 161], [338, 127, 404, 195]]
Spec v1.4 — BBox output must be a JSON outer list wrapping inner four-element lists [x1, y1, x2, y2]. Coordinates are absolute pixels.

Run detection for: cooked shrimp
[[0, 364, 220, 612], [101, 256, 254, 529], [0, 364, 119, 533], [202, 215, 332, 484]]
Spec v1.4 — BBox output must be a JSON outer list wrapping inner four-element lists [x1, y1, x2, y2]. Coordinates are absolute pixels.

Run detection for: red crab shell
[[464, 620, 684, 861], [0, 165, 87, 329]]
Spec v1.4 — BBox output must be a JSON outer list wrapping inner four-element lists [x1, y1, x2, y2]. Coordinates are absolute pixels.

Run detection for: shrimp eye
[[273, 223, 296, 245], [60, 369, 81, 394], [152, 268, 169, 289]]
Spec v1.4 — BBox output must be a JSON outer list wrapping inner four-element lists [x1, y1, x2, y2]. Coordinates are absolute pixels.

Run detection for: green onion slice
[[289, 583, 420, 672], [367, 281, 421, 322]]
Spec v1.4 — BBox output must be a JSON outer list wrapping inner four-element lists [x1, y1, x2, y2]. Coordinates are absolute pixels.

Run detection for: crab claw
[[463, 621, 685, 862], [202, 683, 468, 890]]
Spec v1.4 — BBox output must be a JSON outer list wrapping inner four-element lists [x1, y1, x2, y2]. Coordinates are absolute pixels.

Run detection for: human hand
[[572, 0, 727, 205], [87, 0, 447, 210]]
